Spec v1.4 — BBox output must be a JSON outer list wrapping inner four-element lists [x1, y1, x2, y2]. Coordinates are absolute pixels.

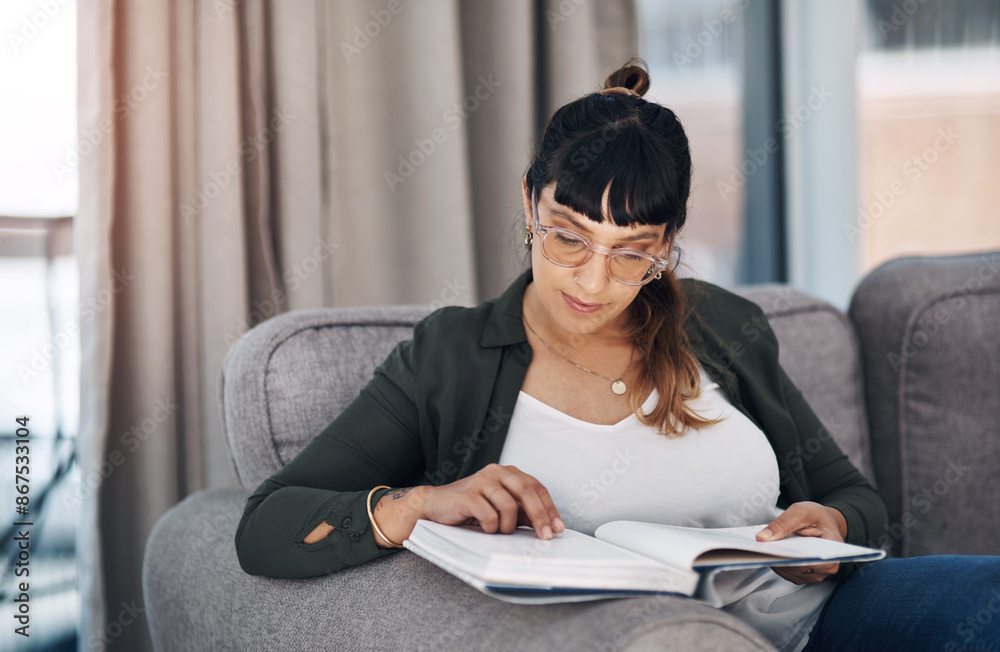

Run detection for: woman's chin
[[553, 307, 621, 339]]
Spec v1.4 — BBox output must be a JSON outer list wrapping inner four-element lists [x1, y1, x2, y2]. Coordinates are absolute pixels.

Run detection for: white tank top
[[498, 360, 834, 652]]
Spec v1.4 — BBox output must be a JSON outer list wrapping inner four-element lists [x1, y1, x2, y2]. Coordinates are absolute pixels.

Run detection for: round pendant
[[611, 380, 627, 395]]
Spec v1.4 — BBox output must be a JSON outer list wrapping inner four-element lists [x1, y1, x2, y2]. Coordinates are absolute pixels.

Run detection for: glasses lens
[[609, 252, 657, 285], [541, 230, 590, 265]]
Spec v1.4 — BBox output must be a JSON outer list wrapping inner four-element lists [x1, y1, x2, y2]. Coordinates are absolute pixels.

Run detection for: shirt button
[[350, 533, 361, 542], [341, 517, 353, 528]]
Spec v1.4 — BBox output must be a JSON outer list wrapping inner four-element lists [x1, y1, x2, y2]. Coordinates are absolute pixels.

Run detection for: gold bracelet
[[367, 485, 405, 549]]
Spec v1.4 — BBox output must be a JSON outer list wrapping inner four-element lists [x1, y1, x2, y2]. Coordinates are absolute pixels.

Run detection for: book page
[[405, 520, 698, 594], [410, 521, 649, 566], [411, 520, 664, 568], [594, 521, 884, 570]]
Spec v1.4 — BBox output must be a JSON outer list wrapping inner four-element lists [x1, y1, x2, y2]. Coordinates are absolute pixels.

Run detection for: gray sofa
[[143, 250, 1000, 651]]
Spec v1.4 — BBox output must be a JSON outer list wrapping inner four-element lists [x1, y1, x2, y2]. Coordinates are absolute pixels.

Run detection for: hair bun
[[601, 57, 650, 98]]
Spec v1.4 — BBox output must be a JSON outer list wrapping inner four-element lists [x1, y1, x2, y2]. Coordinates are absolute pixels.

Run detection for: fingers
[[756, 506, 805, 542], [481, 487, 519, 534], [771, 562, 840, 585], [758, 502, 846, 585], [496, 468, 563, 539], [428, 464, 563, 540], [756, 501, 842, 543], [460, 494, 497, 533]]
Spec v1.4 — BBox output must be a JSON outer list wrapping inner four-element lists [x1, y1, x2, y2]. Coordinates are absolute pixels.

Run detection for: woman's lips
[[562, 292, 604, 314]]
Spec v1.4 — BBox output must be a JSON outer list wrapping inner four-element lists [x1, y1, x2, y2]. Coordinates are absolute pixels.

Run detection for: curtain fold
[[76, 1, 637, 649]]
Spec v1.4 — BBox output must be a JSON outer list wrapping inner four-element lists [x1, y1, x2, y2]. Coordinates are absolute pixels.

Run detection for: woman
[[236, 59, 999, 652]]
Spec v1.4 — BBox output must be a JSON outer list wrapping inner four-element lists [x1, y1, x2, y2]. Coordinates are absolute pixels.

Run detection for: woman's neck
[[521, 282, 632, 352]]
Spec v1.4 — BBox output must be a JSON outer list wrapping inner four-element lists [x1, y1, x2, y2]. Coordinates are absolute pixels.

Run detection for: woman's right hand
[[422, 463, 565, 538], [373, 464, 565, 547]]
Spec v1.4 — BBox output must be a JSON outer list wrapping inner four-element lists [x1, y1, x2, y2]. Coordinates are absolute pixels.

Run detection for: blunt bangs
[[538, 98, 688, 234]]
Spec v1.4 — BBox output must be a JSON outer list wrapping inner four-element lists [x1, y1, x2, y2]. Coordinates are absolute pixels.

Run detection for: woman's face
[[521, 179, 673, 342]]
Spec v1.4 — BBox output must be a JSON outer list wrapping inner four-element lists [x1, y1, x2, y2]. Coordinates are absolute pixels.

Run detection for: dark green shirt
[[235, 268, 888, 580]]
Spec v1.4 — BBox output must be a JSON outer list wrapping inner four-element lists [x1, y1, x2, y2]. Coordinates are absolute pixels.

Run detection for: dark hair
[[522, 57, 723, 437]]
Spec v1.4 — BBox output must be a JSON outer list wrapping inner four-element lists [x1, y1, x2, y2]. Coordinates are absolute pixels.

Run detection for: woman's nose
[[573, 250, 611, 293]]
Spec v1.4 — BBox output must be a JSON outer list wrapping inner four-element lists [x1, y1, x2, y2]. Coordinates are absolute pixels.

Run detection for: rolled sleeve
[[234, 332, 427, 579], [237, 485, 398, 578]]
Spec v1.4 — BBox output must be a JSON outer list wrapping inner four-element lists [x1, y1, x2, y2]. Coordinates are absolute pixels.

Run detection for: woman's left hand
[[755, 501, 848, 584]]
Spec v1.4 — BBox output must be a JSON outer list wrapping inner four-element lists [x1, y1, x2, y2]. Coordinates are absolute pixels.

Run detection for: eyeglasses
[[530, 188, 672, 286]]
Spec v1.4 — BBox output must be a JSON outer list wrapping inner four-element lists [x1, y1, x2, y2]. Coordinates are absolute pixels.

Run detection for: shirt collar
[[480, 267, 533, 348]]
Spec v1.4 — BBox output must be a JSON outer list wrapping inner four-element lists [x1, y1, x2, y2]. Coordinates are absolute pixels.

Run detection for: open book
[[403, 519, 885, 605]]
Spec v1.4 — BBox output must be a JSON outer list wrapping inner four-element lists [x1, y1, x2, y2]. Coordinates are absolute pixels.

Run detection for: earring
[[525, 229, 533, 246], [655, 271, 662, 279]]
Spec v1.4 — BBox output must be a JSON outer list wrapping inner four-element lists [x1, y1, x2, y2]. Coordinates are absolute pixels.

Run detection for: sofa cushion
[[735, 285, 877, 486], [849, 251, 1000, 557]]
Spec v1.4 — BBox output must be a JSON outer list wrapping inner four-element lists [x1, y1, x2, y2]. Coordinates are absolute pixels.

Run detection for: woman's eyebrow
[[549, 207, 659, 242]]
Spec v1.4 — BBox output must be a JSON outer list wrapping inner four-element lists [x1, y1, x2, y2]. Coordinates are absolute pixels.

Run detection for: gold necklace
[[522, 314, 634, 396]]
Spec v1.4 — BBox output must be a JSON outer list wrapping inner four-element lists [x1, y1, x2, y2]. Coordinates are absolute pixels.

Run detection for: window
[[856, 0, 1000, 273], [636, 0, 747, 288], [0, 1, 80, 648]]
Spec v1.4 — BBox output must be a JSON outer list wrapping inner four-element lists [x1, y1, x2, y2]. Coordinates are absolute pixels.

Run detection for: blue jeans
[[801, 555, 1000, 652]]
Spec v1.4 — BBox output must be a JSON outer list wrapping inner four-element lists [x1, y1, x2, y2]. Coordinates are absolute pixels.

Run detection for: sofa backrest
[[218, 285, 876, 499], [218, 305, 433, 491], [735, 285, 877, 486], [849, 250, 1000, 558]]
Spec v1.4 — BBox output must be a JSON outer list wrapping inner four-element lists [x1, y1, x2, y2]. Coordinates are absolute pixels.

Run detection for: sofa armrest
[[849, 250, 1000, 557], [143, 489, 777, 652]]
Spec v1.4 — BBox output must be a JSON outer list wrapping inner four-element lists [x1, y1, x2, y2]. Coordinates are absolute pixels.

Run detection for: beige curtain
[[76, 0, 637, 648]]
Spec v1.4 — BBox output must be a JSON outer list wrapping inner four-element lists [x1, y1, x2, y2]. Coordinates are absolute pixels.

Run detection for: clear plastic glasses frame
[[530, 188, 672, 286]]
